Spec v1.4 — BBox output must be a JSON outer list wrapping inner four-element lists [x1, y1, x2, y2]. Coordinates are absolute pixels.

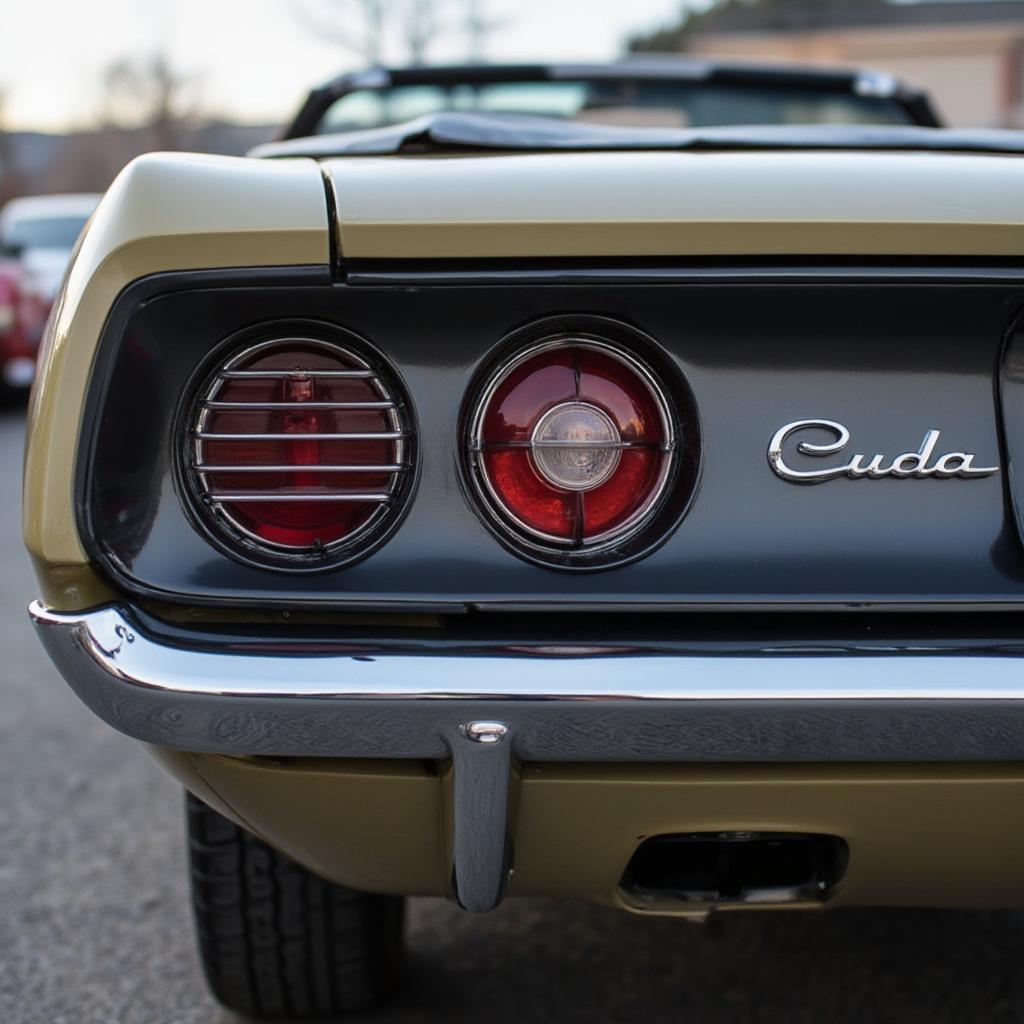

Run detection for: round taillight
[[184, 332, 414, 568], [466, 333, 689, 567]]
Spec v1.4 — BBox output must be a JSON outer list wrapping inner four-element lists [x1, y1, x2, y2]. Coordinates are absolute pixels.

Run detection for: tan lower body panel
[[511, 763, 1024, 911], [150, 748, 450, 896], [151, 749, 1024, 912]]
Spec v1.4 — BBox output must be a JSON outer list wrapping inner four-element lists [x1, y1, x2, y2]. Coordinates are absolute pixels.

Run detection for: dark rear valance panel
[[81, 265, 1024, 611]]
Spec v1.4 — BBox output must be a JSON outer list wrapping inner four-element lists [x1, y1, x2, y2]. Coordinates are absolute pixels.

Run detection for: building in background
[[681, 1, 1024, 128]]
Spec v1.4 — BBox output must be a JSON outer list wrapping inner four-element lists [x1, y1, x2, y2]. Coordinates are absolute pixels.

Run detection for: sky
[[0, 0, 699, 131]]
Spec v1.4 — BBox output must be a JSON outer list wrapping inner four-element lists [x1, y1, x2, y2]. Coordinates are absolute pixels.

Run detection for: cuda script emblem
[[768, 419, 999, 484]]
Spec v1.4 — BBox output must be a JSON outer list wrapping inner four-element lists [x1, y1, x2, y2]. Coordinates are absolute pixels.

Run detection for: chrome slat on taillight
[[194, 431, 408, 441], [219, 368, 377, 379], [194, 464, 405, 473], [183, 334, 415, 567], [202, 400, 398, 411], [205, 492, 393, 503]]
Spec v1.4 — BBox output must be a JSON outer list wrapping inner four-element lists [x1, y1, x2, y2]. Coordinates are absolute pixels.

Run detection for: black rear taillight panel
[[80, 266, 1023, 610]]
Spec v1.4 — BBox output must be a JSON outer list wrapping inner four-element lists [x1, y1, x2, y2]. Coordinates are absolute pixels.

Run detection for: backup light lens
[[468, 337, 679, 563], [532, 403, 621, 491]]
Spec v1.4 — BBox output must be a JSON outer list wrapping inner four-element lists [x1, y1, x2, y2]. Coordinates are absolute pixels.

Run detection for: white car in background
[[0, 193, 101, 303]]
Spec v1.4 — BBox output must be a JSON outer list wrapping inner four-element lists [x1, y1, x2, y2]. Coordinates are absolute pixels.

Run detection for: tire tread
[[187, 793, 402, 1019]]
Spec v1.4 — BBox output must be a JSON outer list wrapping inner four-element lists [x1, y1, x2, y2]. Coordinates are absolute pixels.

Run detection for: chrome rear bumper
[[29, 600, 1024, 912]]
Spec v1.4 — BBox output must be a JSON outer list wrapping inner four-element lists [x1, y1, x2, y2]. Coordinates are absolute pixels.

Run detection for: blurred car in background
[[0, 193, 100, 303], [282, 58, 941, 139], [0, 193, 100, 393], [0, 256, 47, 395]]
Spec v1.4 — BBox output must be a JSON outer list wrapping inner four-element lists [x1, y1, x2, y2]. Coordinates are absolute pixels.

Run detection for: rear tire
[[187, 792, 404, 1019]]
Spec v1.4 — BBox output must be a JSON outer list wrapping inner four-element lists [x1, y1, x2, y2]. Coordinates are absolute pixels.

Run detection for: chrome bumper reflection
[[29, 600, 1024, 913]]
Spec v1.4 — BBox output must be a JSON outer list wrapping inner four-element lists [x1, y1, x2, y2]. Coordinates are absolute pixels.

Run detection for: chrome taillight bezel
[[461, 318, 698, 571], [178, 323, 417, 572]]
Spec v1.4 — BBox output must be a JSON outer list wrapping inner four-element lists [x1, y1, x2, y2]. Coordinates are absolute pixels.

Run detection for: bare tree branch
[[462, 0, 503, 60], [406, 0, 441, 64], [100, 52, 201, 150], [293, 0, 502, 66], [0, 87, 20, 205], [292, 0, 387, 62]]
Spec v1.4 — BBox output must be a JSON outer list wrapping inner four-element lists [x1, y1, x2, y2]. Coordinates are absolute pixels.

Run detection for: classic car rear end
[[25, 125, 1024, 1017]]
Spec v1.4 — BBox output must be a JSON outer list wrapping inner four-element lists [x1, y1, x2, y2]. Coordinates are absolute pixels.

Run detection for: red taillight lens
[[187, 334, 412, 566], [467, 337, 681, 564]]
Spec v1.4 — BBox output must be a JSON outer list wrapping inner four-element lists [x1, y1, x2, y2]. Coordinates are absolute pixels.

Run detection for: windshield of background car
[[3, 214, 90, 251], [314, 77, 914, 133]]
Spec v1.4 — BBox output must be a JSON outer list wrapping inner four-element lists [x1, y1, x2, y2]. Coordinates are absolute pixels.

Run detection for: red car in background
[[0, 194, 100, 396], [0, 257, 45, 397]]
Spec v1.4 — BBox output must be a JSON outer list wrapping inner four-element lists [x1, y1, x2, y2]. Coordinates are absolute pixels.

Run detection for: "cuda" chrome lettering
[[768, 419, 1000, 484]]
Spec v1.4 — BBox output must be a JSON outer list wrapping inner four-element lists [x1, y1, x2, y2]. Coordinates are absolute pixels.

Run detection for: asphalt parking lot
[[3, 406, 1024, 1024]]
